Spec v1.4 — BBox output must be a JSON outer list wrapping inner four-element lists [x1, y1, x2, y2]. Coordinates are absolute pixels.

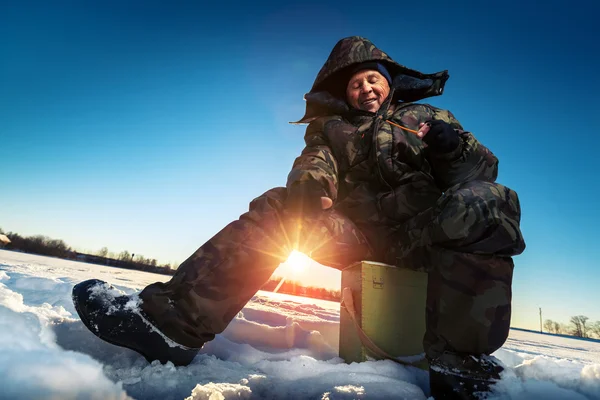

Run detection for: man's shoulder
[[391, 102, 460, 124]]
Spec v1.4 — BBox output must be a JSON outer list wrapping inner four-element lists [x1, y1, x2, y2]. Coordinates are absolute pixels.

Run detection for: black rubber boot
[[72, 279, 200, 366], [429, 352, 504, 399]]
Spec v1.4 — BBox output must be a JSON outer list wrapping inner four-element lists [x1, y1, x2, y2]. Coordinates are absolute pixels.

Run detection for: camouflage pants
[[139, 180, 525, 360], [139, 187, 371, 348], [382, 180, 525, 359]]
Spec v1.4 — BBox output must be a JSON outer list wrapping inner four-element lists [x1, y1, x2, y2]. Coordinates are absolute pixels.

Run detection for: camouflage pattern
[[139, 36, 525, 361], [139, 187, 372, 348], [383, 180, 524, 358], [309, 36, 443, 92], [295, 36, 449, 124]]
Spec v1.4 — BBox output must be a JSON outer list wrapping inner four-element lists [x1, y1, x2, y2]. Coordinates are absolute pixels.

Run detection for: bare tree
[[118, 250, 131, 261], [543, 319, 554, 333], [570, 315, 589, 338], [554, 321, 562, 334], [46, 239, 70, 258], [590, 321, 600, 339], [97, 247, 109, 258]]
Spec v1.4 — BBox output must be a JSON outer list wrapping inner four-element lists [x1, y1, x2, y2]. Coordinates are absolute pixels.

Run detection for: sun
[[285, 250, 310, 272]]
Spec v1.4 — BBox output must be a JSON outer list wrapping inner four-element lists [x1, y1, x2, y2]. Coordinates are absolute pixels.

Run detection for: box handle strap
[[341, 287, 422, 366]]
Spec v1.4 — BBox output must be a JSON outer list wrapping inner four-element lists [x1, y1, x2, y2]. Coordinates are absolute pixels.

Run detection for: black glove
[[285, 180, 327, 218], [422, 120, 460, 153]]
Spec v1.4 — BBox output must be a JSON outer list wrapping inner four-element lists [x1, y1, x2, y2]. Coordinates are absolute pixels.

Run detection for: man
[[73, 36, 525, 399]]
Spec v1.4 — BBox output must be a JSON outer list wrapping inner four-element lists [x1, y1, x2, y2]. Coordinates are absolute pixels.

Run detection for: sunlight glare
[[285, 250, 310, 272]]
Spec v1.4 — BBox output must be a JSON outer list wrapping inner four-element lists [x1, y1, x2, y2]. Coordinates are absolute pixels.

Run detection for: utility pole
[[539, 307, 542, 333]]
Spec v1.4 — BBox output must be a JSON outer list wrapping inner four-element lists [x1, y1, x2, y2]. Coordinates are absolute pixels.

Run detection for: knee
[[436, 181, 525, 255], [445, 181, 522, 224]]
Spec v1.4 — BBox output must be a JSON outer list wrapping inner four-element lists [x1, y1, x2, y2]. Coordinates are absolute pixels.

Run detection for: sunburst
[[284, 250, 310, 272]]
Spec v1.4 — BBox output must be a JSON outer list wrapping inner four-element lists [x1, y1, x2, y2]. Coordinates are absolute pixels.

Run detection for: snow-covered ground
[[1, 249, 598, 400]]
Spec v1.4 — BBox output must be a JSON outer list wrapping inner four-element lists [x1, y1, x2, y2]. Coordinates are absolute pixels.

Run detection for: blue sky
[[1, 0, 598, 330]]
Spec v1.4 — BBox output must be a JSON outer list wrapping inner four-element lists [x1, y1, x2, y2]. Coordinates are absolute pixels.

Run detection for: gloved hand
[[285, 180, 329, 218], [418, 120, 460, 153]]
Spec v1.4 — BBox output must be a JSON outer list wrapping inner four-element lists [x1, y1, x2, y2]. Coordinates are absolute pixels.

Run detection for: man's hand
[[417, 120, 460, 153], [321, 197, 333, 209], [285, 180, 332, 218]]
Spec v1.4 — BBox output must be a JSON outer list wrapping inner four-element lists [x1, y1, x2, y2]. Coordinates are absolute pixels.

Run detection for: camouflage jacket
[[287, 37, 498, 224]]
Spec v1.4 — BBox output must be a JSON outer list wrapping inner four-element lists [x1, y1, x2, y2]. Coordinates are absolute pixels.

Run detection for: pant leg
[[139, 187, 372, 348], [386, 180, 526, 359]]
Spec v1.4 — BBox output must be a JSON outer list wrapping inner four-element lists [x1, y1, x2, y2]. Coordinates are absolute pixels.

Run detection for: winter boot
[[72, 279, 200, 366], [429, 352, 504, 399]]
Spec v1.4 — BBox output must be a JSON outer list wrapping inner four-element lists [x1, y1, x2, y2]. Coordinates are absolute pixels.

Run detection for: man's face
[[346, 70, 391, 113]]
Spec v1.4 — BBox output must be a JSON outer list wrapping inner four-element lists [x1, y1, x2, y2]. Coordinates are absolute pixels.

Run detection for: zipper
[[372, 88, 398, 212]]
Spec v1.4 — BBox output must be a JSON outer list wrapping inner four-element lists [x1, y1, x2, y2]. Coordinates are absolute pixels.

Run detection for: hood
[[292, 36, 449, 124]]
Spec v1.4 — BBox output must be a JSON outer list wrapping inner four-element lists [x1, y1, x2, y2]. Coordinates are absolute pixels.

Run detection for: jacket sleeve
[[425, 106, 499, 191], [286, 118, 339, 201]]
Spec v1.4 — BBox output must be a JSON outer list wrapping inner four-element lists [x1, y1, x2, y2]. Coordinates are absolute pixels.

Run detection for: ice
[[1, 249, 599, 400]]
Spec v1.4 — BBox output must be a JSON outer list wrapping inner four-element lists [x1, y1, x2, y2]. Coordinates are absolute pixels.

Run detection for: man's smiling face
[[345, 69, 391, 113]]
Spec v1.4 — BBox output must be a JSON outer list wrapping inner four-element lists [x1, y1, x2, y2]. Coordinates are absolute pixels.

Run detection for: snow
[[1, 249, 599, 400]]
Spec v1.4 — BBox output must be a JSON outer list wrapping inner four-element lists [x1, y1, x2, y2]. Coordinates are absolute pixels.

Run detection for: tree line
[[0, 227, 341, 301], [544, 315, 600, 339], [261, 277, 341, 302], [0, 226, 177, 275], [13, 226, 597, 326]]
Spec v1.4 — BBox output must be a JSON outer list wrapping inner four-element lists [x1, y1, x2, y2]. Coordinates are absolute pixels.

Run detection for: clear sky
[[1, 0, 599, 331]]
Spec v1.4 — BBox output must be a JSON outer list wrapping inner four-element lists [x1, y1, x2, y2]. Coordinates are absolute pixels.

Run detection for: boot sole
[[72, 279, 159, 362], [72, 279, 198, 366]]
